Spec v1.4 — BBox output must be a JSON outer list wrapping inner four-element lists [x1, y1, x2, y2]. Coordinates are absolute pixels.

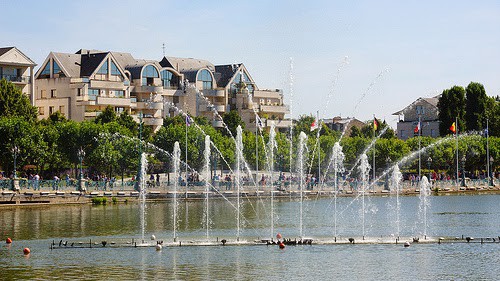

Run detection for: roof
[[80, 52, 107, 77], [51, 52, 81, 77], [0, 47, 14, 57], [214, 64, 240, 87], [0, 46, 36, 66], [160, 56, 215, 82], [392, 96, 440, 115]]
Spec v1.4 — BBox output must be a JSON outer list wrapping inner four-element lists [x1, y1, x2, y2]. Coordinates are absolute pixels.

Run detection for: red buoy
[[23, 248, 30, 255], [6, 237, 12, 244], [279, 242, 285, 249]]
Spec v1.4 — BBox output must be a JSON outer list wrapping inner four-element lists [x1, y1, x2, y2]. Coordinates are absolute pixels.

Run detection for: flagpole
[[455, 116, 459, 187], [186, 115, 188, 198], [373, 114, 376, 185], [418, 115, 421, 180], [317, 110, 320, 186], [486, 118, 490, 185]]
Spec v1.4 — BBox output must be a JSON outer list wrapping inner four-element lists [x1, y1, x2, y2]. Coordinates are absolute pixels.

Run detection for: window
[[400, 130, 406, 139], [59, 106, 65, 115], [115, 107, 124, 113], [52, 60, 64, 77], [197, 69, 212, 89], [97, 61, 108, 75], [49, 106, 54, 115], [416, 105, 424, 115], [233, 71, 251, 84], [142, 65, 159, 86], [51, 89, 56, 98], [41, 90, 47, 99], [40, 62, 50, 78], [77, 88, 82, 96], [161, 70, 179, 89], [173, 96, 179, 104], [38, 107, 45, 115], [88, 88, 99, 101], [114, 90, 125, 97], [110, 61, 121, 76]]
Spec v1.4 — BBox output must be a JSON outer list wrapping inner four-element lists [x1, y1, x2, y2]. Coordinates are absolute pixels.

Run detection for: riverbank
[[1, 185, 499, 207]]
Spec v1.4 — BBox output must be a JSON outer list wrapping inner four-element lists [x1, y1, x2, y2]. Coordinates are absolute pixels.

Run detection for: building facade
[[34, 49, 289, 132], [393, 96, 440, 140], [323, 116, 365, 135], [0, 47, 36, 105]]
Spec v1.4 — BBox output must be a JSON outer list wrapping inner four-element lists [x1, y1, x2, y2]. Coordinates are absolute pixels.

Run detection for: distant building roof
[[393, 96, 440, 116]]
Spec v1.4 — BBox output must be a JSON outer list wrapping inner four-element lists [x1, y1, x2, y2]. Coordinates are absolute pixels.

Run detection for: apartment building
[[0, 47, 36, 104], [35, 49, 288, 131]]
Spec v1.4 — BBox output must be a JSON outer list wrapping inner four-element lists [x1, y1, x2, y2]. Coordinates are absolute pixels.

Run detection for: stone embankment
[[1, 186, 499, 207]]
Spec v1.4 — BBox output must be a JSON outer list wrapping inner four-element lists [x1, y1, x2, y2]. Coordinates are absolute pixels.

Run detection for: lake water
[[1, 194, 499, 280]]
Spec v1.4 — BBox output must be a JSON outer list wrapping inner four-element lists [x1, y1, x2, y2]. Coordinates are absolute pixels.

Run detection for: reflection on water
[[1, 195, 499, 280]]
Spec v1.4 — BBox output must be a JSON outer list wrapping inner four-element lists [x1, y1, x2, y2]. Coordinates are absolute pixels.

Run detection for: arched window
[[142, 65, 159, 86], [197, 69, 212, 89], [161, 70, 179, 89]]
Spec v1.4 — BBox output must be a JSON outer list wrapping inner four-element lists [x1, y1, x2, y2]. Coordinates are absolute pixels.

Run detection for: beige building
[[323, 116, 365, 135], [0, 47, 36, 104], [393, 96, 440, 140], [35, 49, 288, 132]]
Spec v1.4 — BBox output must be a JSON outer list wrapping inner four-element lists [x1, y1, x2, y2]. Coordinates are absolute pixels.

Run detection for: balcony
[[143, 117, 163, 126], [96, 96, 131, 107], [201, 89, 226, 97], [89, 80, 125, 90], [134, 85, 164, 93], [136, 101, 163, 110], [253, 89, 283, 99], [84, 111, 101, 118], [198, 104, 225, 113], [267, 119, 292, 128], [1, 75, 30, 84], [259, 104, 289, 114]]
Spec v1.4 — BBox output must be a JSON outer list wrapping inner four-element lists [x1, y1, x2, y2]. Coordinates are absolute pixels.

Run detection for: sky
[[2, 0, 499, 128]]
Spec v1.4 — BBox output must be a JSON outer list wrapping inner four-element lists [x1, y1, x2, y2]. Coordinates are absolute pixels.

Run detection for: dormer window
[[416, 105, 424, 115], [198, 69, 212, 89], [142, 65, 159, 86], [161, 70, 179, 89]]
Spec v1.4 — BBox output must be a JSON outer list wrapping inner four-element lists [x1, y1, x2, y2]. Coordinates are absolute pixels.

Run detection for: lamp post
[[427, 156, 432, 185], [490, 156, 495, 187], [77, 147, 86, 192], [461, 155, 466, 187]]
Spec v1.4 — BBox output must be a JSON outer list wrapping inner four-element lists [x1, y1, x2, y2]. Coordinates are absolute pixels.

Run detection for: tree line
[[0, 79, 498, 181]]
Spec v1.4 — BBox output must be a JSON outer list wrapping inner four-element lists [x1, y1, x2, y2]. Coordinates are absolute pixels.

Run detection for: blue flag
[[186, 115, 191, 126]]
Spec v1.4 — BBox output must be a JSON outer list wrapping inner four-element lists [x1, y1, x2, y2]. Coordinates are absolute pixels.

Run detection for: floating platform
[[49, 235, 500, 250]]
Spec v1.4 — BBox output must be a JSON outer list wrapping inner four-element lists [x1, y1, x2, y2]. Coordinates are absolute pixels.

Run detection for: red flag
[[414, 122, 420, 133], [449, 122, 456, 133]]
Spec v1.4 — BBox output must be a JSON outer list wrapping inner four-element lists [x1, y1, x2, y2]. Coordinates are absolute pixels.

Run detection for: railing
[[1, 75, 30, 83]]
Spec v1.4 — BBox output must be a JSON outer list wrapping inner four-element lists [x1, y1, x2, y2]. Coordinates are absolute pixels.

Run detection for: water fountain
[[298, 131, 308, 239], [172, 142, 181, 242], [418, 176, 431, 239], [331, 142, 345, 238], [203, 136, 211, 241], [390, 164, 402, 238], [235, 126, 243, 241], [138, 153, 147, 243], [267, 122, 277, 239], [358, 153, 371, 240]]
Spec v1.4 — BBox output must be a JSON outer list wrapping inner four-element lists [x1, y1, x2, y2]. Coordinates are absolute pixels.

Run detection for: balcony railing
[[1, 74, 30, 83]]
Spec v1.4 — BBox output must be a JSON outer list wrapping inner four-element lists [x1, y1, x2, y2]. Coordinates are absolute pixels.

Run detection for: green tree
[[222, 110, 245, 137], [0, 79, 37, 121], [437, 86, 466, 136], [94, 105, 117, 124], [465, 82, 488, 131]]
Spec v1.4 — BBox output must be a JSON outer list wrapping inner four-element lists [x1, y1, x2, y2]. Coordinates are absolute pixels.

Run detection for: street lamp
[[461, 155, 467, 187], [427, 156, 432, 184], [490, 156, 495, 187], [77, 148, 85, 191]]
